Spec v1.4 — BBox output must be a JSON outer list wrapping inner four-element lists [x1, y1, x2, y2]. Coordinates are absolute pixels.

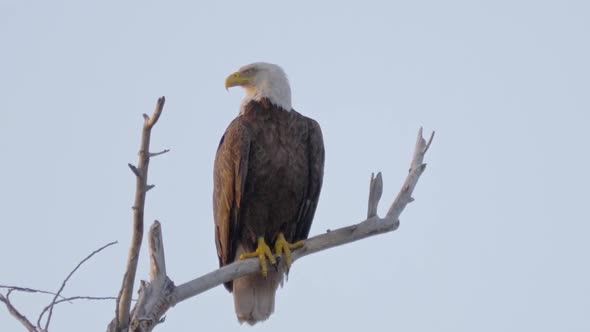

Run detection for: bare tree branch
[[127, 164, 141, 177], [0, 292, 38, 332], [1, 284, 131, 329], [149, 149, 170, 158], [111, 127, 434, 332], [37, 296, 119, 328], [367, 172, 383, 218], [387, 127, 433, 219], [115, 97, 166, 331], [125, 221, 175, 331], [0, 286, 69, 301], [1, 287, 136, 330], [41, 241, 117, 331], [2, 244, 120, 332]]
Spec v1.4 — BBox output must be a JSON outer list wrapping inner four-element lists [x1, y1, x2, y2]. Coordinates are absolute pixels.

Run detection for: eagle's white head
[[225, 62, 292, 113]]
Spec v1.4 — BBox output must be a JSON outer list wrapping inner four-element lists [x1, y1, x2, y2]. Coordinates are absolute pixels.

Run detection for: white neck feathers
[[239, 63, 292, 114]]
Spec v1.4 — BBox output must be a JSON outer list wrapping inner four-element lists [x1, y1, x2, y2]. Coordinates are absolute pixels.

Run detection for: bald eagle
[[214, 62, 325, 324]]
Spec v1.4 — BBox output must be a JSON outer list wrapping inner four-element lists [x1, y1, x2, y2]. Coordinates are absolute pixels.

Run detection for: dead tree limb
[[1, 241, 117, 332], [127, 221, 175, 332], [112, 97, 167, 332], [41, 241, 117, 331], [0, 286, 68, 300], [1, 285, 119, 332]]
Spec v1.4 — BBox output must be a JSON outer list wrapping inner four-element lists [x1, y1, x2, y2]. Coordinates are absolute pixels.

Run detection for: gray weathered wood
[[113, 97, 167, 332]]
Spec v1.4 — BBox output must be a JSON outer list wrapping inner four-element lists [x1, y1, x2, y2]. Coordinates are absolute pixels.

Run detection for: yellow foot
[[274, 233, 304, 270], [239, 237, 276, 277]]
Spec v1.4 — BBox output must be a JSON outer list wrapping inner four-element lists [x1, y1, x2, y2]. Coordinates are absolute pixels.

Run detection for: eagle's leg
[[239, 237, 276, 277], [274, 233, 304, 270]]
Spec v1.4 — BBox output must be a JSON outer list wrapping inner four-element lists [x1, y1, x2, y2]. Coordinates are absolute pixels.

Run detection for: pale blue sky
[[1, 1, 589, 331]]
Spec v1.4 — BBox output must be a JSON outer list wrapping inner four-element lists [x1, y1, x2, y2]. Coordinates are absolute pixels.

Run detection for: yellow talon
[[239, 237, 276, 277], [274, 233, 304, 270]]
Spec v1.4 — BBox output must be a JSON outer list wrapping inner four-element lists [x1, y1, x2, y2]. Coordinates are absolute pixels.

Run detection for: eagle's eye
[[242, 68, 254, 75]]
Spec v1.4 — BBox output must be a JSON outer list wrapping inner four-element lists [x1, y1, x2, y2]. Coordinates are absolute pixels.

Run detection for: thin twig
[[37, 296, 119, 326], [42, 241, 117, 331], [146, 98, 165, 129], [128, 164, 141, 177], [149, 149, 170, 158], [0, 286, 69, 301], [116, 96, 166, 331], [424, 131, 435, 153]]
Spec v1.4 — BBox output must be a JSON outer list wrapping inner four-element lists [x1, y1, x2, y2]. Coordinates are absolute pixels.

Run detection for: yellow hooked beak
[[225, 71, 251, 91]]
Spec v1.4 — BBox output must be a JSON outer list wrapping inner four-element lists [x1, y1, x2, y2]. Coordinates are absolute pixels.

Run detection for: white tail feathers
[[233, 244, 284, 325]]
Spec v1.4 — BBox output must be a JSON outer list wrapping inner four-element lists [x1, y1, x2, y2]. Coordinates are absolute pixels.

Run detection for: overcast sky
[[1, 1, 589, 331]]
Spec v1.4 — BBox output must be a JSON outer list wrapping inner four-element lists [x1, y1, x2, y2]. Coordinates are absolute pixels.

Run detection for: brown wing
[[293, 117, 325, 241], [213, 117, 250, 278]]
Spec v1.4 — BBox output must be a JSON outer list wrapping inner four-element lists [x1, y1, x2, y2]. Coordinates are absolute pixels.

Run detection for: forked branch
[[1, 241, 117, 332], [42, 241, 117, 331], [113, 97, 167, 332]]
